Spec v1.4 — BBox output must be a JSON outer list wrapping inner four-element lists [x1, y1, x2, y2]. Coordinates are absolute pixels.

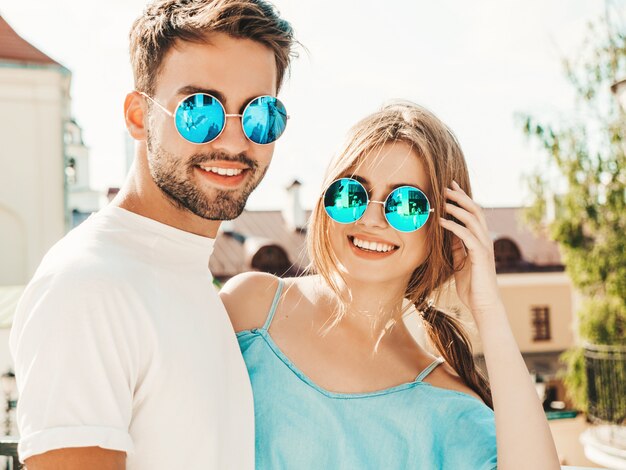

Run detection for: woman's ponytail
[[419, 304, 493, 409]]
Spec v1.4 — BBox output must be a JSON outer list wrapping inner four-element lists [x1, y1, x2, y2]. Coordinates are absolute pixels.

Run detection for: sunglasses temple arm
[[138, 92, 174, 118]]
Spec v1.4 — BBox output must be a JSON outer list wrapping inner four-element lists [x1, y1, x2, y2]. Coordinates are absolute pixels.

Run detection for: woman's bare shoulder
[[219, 273, 315, 332], [219, 272, 282, 332]]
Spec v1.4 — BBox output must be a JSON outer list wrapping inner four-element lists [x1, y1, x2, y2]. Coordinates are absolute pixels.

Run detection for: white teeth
[[351, 236, 396, 253], [200, 166, 244, 176]]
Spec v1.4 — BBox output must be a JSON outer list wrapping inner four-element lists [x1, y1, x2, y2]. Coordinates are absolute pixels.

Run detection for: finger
[[447, 181, 488, 231], [445, 202, 491, 249], [439, 217, 484, 256], [446, 181, 489, 232], [451, 233, 466, 255], [450, 234, 468, 271]]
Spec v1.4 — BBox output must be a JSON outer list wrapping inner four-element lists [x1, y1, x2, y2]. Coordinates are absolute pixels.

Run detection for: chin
[[339, 258, 406, 286]]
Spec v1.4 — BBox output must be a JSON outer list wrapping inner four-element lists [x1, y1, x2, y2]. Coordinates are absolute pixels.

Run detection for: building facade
[[0, 15, 101, 433], [0, 15, 71, 286], [0, 15, 100, 286]]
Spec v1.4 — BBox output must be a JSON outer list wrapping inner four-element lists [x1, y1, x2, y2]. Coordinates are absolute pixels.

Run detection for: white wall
[[0, 328, 16, 436], [0, 64, 71, 285]]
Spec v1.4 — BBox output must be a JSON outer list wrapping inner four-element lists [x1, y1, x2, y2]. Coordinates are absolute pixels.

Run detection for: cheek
[[147, 109, 182, 152], [250, 143, 274, 168], [401, 230, 430, 266], [328, 222, 349, 254]]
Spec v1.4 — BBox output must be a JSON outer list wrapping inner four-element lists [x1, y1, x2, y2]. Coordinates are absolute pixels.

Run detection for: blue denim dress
[[237, 279, 498, 470]]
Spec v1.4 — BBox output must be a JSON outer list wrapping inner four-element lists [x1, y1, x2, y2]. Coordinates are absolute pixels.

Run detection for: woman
[[220, 102, 560, 469]]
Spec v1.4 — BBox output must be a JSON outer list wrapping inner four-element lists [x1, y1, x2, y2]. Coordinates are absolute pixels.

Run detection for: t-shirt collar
[[100, 205, 216, 269]]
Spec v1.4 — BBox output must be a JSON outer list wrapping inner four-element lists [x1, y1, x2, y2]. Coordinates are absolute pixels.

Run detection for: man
[[9, 1, 295, 468]]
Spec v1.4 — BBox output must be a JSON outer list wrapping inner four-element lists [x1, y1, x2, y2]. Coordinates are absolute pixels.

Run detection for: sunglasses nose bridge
[[208, 111, 251, 153], [357, 199, 388, 228], [224, 113, 245, 139], [371, 199, 394, 227]]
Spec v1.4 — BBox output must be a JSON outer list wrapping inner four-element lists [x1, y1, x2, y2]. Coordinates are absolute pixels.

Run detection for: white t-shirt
[[9, 205, 254, 469]]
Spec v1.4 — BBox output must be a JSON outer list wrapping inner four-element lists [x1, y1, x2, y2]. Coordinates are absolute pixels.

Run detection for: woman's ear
[[124, 91, 147, 141]]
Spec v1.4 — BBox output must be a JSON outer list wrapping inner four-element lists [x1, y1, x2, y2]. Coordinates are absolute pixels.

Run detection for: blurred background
[[0, 0, 625, 468]]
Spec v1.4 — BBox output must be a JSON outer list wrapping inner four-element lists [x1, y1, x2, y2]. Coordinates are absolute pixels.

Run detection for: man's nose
[[210, 114, 250, 155]]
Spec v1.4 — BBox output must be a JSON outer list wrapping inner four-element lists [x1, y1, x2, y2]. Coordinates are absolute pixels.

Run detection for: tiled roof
[[483, 207, 562, 266], [0, 15, 60, 66], [210, 210, 310, 279], [209, 207, 563, 279]]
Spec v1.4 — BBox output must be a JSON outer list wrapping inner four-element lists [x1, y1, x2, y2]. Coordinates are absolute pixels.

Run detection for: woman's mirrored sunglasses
[[139, 92, 288, 145], [323, 177, 435, 233]]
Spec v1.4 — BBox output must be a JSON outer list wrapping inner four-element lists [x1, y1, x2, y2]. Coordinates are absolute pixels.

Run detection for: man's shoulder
[[13, 230, 154, 340], [37, 216, 147, 287], [17, 230, 148, 323]]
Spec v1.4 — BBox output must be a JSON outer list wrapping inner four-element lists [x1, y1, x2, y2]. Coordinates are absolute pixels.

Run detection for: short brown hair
[[129, 0, 296, 95]]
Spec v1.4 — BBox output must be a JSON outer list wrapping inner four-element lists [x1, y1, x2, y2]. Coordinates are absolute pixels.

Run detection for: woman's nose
[[356, 200, 387, 229]]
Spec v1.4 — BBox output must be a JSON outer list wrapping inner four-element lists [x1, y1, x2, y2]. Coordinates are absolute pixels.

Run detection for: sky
[[0, 0, 613, 210]]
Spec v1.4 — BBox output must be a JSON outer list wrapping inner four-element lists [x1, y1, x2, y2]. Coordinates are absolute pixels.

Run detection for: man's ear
[[124, 91, 147, 141]]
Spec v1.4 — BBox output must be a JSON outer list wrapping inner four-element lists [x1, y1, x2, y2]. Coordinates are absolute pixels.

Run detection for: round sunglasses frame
[[323, 177, 435, 233], [139, 91, 289, 146]]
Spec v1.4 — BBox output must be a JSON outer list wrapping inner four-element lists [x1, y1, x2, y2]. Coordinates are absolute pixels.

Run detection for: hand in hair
[[440, 180, 561, 469], [438, 180, 502, 324]]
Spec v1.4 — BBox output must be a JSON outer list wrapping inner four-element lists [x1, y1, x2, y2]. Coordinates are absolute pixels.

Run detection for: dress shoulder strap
[[416, 356, 445, 382], [261, 278, 285, 331]]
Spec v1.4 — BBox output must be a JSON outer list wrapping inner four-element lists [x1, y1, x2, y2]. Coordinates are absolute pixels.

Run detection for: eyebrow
[[176, 85, 226, 103], [174, 85, 267, 112], [350, 174, 426, 193]]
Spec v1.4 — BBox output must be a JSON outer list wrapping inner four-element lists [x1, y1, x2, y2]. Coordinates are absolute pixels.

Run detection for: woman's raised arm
[[440, 180, 561, 470]]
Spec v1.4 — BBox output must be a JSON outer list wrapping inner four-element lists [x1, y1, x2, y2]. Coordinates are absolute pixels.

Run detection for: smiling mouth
[[197, 165, 248, 177], [348, 236, 399, 254], [194, 164, 251, 189]]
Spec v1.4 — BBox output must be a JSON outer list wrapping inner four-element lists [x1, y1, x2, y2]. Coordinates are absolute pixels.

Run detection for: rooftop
[[0, 15, 60, 66], [210, 206, 564, 280]]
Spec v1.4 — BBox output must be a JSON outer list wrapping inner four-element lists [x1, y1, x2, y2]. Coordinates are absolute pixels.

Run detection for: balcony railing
[[584, 343, 626, 424], [0, 437, 19, 469], [582, 343, 626, 468]]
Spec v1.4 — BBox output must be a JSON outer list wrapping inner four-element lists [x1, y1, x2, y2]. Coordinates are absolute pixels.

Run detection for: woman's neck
[[317, 275, 411, 350]]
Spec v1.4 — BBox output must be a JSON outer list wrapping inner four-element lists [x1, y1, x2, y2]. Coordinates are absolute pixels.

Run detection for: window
[[494, 238, 521, 269], [65, 158, 77, 185], [531, 306, 551, 341]]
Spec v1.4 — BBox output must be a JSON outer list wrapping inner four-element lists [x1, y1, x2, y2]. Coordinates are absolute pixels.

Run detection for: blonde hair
[[129, 0, 296, 95], [307, 102, 493, 408]]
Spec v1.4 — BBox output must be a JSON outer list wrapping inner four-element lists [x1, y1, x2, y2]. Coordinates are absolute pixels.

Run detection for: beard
[[146, 129, 267, 221]]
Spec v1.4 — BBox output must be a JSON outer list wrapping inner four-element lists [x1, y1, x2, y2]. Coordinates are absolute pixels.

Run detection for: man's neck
[[114, 169, 221, 239]]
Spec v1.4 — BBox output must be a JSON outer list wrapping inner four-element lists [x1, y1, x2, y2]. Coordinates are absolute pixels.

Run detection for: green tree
[[520, 13, 626, 413]]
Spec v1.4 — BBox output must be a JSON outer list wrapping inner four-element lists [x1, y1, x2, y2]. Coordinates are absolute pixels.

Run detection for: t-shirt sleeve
[[9, 273, 142, 462], [443, 399, 498, 470]]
